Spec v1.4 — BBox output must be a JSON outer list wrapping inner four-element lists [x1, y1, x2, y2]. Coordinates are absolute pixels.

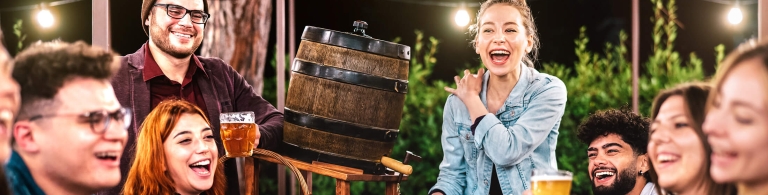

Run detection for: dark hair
[[577, 108, 651, 181], [12, 41, 120, 117], [577, 108, 650, 155], [649, 82, 737, 195], [469, 0, 540, 67]]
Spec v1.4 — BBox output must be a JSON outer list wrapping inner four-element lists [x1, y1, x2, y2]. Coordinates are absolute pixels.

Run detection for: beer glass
[[220, 111, 258, 157], [531, 169, 572, 195]]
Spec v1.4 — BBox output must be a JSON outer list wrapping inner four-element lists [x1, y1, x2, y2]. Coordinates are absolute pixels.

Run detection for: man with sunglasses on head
[[7, 41, 129, 195], [106, 0, 284, 194]]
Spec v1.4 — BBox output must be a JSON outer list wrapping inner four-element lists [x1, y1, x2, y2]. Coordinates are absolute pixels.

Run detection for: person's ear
[[145, 13, 152, 27], [13, 121, 40, 153], [638, 154, 650, 174], [525, 35, 533, 54]]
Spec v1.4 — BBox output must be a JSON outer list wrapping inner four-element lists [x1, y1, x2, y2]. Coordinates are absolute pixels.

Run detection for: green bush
[[542, 0, 720, 194]]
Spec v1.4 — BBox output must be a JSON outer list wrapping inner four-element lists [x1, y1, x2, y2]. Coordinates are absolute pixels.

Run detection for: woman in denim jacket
[[430, 0, 566, 194]]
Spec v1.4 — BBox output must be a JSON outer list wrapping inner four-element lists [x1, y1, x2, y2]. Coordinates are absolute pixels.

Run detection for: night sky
[[0, 0, 759, 81]]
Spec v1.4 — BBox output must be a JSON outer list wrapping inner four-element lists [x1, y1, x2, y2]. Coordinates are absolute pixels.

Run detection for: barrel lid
[[301, 26, 411, 60]]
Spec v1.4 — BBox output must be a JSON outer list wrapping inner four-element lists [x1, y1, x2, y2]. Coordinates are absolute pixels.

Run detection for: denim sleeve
[[473, 77, 567, 166], [429, 96, 467, 195]]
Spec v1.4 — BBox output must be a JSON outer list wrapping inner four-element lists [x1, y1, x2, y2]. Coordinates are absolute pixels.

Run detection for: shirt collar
[[480, 62, 533, 112], [640, 182, 658, 195], [7, 150, 46, 195], [142, 42, 209, 82]]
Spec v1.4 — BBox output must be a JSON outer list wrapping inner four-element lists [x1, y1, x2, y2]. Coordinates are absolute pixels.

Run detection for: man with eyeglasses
[[107, 0, 284, 194], [6, 41, 128, 195]]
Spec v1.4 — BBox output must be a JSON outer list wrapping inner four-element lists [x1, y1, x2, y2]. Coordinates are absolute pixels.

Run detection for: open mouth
[[171, 31, 193, 39], [711, 148, 737, 166], [95, 151, 119, 161], [489, 49, 510, 64], [593, 169, 616, 183], [189, 159, 211, 175], [658, 154, 680, 164]]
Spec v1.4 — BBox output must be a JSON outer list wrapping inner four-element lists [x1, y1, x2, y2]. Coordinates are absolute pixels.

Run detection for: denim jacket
[[430, 65, 567, 195]]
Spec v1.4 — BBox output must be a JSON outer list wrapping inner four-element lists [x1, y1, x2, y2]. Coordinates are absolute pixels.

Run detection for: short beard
[[148, 17, 202, 59], [591, 165, 638, 195]]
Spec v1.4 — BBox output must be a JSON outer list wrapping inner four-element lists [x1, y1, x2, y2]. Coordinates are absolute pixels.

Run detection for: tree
[[201, 1, 272, 194], [201, 0, 272, 94]]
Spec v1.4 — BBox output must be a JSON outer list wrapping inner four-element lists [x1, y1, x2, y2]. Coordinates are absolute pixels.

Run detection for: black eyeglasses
[[154, 4, 210, 24], [28, 107, 132, 134]]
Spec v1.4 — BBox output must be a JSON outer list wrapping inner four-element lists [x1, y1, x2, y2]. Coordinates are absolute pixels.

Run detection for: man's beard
[[148, 18, 202, 59], [591, 165, 638, 195]]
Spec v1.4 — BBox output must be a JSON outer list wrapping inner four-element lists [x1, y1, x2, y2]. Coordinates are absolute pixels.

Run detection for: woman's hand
[[444, 68, 485, 102], [444, 68, 489, 123]]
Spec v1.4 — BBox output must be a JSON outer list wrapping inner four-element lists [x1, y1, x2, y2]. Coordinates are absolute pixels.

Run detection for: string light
[[727, 7, 742, 25], [36, 4, 54, 28], [455, 9, 470, 27]]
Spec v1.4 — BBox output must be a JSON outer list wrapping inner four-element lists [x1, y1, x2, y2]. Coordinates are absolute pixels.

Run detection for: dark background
[[0, 0, 759, 81]]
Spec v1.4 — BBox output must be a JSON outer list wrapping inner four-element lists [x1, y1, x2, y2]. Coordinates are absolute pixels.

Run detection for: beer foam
[[530, 175, 573, 181]]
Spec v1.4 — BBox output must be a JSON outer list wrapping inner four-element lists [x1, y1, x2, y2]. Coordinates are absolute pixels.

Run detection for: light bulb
[[728, 7, 742, 25], [455, 9, 470, 27], [37, 9, 54, 28]]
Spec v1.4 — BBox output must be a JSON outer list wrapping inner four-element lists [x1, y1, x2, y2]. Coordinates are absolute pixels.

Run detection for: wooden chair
[[239, 151, 409, 195]]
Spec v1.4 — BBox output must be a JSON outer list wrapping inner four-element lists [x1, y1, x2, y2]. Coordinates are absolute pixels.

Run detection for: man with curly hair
[[576, 108, 657, 195]]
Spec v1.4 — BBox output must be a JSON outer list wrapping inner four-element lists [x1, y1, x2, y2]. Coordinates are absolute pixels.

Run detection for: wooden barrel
[[280, 26, 410, 174]]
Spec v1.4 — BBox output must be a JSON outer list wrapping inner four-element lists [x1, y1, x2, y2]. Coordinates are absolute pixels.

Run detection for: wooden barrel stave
[[283, 122, 394, 161], [295, 40, 409, 80], [285, 73, 404, 129]]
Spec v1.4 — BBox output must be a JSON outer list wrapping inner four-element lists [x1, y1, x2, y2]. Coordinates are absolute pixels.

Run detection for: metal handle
[[352, 20, 371, 38]]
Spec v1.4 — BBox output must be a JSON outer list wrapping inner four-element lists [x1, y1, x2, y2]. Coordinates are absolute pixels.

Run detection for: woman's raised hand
[[444, 68, 485, 102]]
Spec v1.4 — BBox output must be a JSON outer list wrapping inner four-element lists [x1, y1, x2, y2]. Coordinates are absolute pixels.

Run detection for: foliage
[[13, 19, 26, 53], [541, 0, 721, 194], [389, 30, 450, 195]]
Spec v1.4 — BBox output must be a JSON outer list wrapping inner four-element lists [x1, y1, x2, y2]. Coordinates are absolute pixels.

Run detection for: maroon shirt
[[105, 44, 284, 195], [142, 45, 209, 114]]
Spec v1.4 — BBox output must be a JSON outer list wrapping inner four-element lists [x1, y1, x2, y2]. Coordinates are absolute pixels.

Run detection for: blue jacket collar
[[480, 63, 534, 114], [6, 150, 45, 195]]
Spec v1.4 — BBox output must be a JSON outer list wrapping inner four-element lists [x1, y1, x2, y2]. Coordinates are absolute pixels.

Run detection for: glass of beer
[[220, 111, 258, 157], [531, 169, 572, 195]]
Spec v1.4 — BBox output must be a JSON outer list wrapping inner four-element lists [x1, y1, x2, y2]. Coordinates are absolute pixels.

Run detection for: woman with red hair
[[122, 99, 226, 195]]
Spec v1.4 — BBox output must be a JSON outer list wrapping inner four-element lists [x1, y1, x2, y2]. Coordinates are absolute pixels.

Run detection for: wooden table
[[251, 152, 409, 195]]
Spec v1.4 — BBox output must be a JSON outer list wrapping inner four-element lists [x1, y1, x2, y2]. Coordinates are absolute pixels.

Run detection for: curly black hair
[[576, 108, 650, 155]]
